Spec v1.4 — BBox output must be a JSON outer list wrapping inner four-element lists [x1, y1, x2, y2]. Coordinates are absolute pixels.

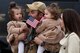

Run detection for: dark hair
[[63, 9, 80, 37], [46, 3, 61, 20], [8, 1, 24, 20]]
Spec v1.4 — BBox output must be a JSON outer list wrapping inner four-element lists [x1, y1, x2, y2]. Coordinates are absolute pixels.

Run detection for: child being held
[[34, 3, 64, 53], [6, 2, 29, 53]]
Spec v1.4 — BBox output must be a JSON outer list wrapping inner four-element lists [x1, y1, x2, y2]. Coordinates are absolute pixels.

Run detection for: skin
[[44, 9, 53, 19], [12, 8, 23, 21]]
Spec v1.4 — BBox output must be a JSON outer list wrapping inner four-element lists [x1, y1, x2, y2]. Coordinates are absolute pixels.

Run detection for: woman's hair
[[46, 3, 61, 20], [63, 9, 80, 37], [8, 1, 24, 20]]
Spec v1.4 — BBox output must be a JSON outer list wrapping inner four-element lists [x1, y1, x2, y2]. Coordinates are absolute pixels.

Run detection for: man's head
[[26, 1, 46, 21]]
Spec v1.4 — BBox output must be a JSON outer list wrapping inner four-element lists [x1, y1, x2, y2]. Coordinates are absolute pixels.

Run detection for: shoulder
[[42, 19, 54, 24], [7, 21, 15, 26], [39, 19, 48, 25], [42, 19, 48, 22], [69, 32, 79, 38], [69, 32, 79, 41]]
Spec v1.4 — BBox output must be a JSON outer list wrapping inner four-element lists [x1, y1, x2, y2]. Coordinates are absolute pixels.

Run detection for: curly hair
[[46, 3, 61, 20], [8, 1, 24, 20]]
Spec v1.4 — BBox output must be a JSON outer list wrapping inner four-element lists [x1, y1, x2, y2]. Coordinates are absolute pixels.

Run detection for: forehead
[[44, 9, 50, 13], [12, 8, 21, 13]]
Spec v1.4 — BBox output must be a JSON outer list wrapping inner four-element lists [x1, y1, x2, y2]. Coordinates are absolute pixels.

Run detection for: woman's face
[[13, 9, 23, 21]]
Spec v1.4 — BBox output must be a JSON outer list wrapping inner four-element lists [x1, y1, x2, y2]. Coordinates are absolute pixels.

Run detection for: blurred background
[[0, 0, 80, 53]]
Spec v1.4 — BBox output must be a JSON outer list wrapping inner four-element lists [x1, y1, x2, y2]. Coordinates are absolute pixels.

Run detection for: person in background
[[6, 1, 29, 53], [59, 9, 80, 53]]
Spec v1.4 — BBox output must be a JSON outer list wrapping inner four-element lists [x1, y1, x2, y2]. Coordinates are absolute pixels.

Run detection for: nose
[[19, 14, 22, 18], [44, 15, 46, 17], [43, 15, 46, 19], [20, 15, 22, 18]]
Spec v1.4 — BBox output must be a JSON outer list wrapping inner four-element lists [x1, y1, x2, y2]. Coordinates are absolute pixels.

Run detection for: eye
[[31, 11, 34, 14], [45, 13, 48, 15], [20, 13, 22, 15], [16, 13, 19, 15]]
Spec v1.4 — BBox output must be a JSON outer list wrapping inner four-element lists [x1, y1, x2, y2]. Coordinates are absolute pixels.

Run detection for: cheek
[[46, 15, 50, 18], [14, 15, 20, 19], [44, 15, 47, 18], [14, 15, 18, 18]]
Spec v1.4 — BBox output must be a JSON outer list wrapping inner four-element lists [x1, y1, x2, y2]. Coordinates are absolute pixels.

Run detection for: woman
[[59, 9, 80, 53]]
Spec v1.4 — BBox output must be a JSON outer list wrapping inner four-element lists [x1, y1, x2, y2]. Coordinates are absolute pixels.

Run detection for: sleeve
[[68, 34, 79, 53], [18, 22, 28, 29], [18, 22, 29, 33], [7, 21, 20, 34], [44, 26, 64, 44], [18, 33, 27, 41], [7, 21, 29, 42], [36, 21, 46, 33], [7, 21, 29, 34], [6, 34, 14, 44]]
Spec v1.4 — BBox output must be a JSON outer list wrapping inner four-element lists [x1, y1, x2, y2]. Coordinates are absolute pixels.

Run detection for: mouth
[[43, 16, 46, 19]]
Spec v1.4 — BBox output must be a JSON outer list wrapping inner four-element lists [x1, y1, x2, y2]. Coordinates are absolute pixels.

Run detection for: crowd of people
[[6, 1, 80, 53]]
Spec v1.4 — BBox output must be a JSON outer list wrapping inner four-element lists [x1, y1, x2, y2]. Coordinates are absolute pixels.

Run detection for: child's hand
[[34, 37, 43, 45], [37, 34, 47, 41], [21, 24, 28, 32], [9, 34, 15, 45], [18, 33, 26, 41]]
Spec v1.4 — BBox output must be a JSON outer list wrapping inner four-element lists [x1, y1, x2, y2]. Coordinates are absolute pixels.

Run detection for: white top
[[59, 32, 80, 53]]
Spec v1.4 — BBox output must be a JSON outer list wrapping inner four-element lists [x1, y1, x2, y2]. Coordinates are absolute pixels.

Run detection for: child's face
[[13, 9, 22, 21], [44, 9, 52, 19]]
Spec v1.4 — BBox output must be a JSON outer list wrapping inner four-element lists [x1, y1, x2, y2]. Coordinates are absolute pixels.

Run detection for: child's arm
[[19, 22, 29, 33], [17, 22, 29, 41], [17, 33, 27, 41], [7, 21, 28, 34], [7, 34, 14, 44], [43, 26, 64, 44], [7, 21, 22, 34], [36, 21, 46, 33]]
